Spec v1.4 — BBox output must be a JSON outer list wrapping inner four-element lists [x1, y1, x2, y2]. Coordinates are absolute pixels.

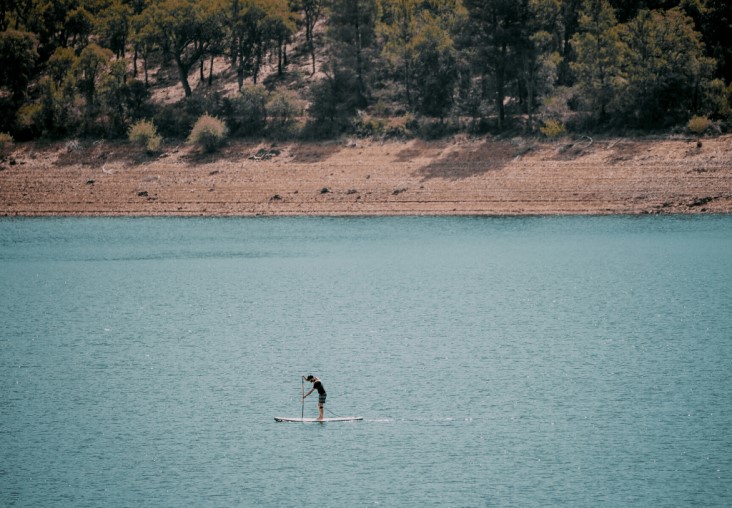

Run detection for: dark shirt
[[314, 380, 326, 396]]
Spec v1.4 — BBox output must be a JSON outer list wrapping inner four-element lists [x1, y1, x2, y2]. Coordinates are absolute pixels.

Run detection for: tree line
[[1, 0, 730, 144]]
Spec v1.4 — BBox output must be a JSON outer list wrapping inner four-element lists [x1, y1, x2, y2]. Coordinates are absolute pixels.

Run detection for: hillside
[[2, 1, 731, 143]]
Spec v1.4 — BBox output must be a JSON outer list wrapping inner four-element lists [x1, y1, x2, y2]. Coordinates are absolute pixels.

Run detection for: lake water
[[1, 216, 731, 507]]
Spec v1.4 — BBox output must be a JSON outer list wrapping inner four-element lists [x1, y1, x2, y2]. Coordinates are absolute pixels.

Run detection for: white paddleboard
[[274, 416, 363, 423]]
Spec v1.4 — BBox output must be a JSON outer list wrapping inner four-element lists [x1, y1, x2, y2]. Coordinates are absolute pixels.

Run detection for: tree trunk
[[277, 41, 283, 75], [496, 44, 507, 130], [526, 55, 534, 132], [208, 55, 214, 86], [310, 40, 316, 75], [237, 66, 244, 92], [253, 48, 262, 84], [176, 55, 192, 97]]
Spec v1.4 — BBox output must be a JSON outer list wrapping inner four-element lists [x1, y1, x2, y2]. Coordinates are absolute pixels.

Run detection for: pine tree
[[570, 0, 624, 122]]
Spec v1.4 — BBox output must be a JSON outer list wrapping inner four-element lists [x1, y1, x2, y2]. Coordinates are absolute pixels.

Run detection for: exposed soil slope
[[1, 135, 730, 216]]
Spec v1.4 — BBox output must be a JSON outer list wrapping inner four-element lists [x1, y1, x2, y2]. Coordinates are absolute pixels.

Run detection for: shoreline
[[2, 135, 731, 217]]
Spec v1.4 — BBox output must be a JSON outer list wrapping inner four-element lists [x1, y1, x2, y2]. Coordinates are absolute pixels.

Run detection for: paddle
[[301, 376, 305, 420]]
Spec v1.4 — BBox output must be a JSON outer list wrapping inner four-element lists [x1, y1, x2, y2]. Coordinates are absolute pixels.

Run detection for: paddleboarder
[[303, 375, 326, 420]]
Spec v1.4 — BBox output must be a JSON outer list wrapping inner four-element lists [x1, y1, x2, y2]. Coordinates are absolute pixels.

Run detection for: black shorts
[[318, 394, 327, 405]]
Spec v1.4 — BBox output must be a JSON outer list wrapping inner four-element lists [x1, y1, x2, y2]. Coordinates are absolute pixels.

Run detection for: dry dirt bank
[[1, 135, 731, 216]]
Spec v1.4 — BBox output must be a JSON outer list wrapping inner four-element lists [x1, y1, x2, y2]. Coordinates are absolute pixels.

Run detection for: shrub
[[352, 111, 386, 138], [413, 117, 456, 140], [188, 114, 228, 152], [35, 75, 83, 138], [14, 102, 43, 140], [154, 95, 218, 138], [124, 79, 154, 120], [223, 84, 268, 137], [540, 119, 567, 138], [267, 89, 302, 138], [0, 132, 13, 157], [687, 115, 712, 135], [128, 120, 162, 153]]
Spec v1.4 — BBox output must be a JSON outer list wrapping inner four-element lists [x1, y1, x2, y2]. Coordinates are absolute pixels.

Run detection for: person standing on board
[[303, 375, 326, 420]]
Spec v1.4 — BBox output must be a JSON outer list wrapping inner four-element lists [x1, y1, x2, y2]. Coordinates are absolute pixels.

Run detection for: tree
[[144, 0, 224, 97], [294, 0, 326, 74], [98, 58, 131, 135], [0, 29, 38, 102], [96, 0, 133, 58], [555, 0, 582, 85], [308, 60, 366, 135], [228, 0, 293, 90], [35, 46, 81, 136], [47, 46, 76, 86], [519, 0, 564, 131], [410, 12, 458, 119], [230, 0, 267, 90], [130, 9, 157, 86], [701, 0, 732, 83], [26, 1, 94, 58], [618, 8, 714, 126], [327, 0, 380, 109], [263, 0, 296, 77], [462, 0, 528, 130], [65, 6, 94, 48], [379, 0, 420, 108], [570, 0, 625, 122], [223, 83, 268, 136], [74, 43, 113, 120]]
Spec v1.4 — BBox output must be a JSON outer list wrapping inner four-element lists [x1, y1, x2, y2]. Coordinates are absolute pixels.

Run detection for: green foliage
[[2, 0, 731, 142], [129, 120, 162, 152], [229, 0, 296, 89], [687, 115, 712, 135], [0, 30, 39, 101], [266, 88, 302, 137], [14, 102, 44, 139], [66, 7, 94, 48], [380, 2, 463, 117], [410, 12, 458, 118], [223, 84, 268, 137], [296, 0, 327, 73], [0, 132, 13, 157], [540, 119, 567, 138], [96, 0, 134, 57], [700, 79, 730, 120], [73, 44, 114, 122], [411, 116, 457, 139], [570, 0, 624, 122], [328, 0, 380, 109], [47, 47, 77, 86], [154, 96, 219, 138], [98, 59, 143, 137], [123, 79, 154, 121], [187, 114, 228, 152], [352, 111, 387, 137], [0, 29, 38, 132], [462, 0, 533, 129], [617, 8, 714, 127], [36, 75, 83, 137], [307, 71, 359, 136], [144, 0, 225, 97]]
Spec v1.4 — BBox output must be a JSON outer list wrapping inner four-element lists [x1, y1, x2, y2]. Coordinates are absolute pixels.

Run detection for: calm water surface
[[1, 216, 731, 507]]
